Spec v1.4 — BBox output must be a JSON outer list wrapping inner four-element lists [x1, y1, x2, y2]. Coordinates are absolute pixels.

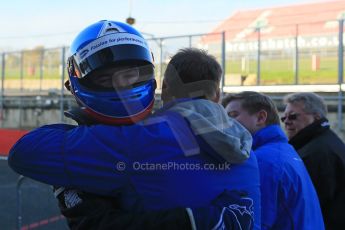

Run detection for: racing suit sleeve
[[8, 124, 75, 187], [8, 124, 128, 195]]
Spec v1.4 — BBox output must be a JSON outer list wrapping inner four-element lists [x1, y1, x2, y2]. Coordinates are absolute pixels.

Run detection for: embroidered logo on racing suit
[[212, 197, 254, 230]]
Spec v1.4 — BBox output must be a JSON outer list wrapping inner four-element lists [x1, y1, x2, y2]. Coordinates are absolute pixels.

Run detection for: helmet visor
[[79, 64, 154, 91]]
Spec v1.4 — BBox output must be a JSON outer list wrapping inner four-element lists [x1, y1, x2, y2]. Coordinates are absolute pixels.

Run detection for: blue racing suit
[[9, 99, 261, 229], [252, 125, 324, 229]]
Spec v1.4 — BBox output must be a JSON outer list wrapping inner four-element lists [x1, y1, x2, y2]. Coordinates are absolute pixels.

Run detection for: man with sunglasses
[[283, 92, 345, 230], [222, 91, 324, 230]]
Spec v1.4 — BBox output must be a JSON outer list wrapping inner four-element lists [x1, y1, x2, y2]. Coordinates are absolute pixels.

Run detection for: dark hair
[[222, 91, 280, 125], [163, 48, 222, 100]]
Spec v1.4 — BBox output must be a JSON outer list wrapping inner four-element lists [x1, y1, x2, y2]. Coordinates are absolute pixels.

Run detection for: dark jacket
[[289, 118, 345, 230]]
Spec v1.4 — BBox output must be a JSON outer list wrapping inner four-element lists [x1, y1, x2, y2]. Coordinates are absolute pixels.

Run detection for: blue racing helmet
[[67, 20, 156, 124]]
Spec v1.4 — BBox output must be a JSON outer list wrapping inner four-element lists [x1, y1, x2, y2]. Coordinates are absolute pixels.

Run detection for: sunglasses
[[280, 114, 300, 122]]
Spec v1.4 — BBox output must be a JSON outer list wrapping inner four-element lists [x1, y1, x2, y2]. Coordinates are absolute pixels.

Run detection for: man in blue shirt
[[9, 20, 261, 230], [223, 91, 324, 230]]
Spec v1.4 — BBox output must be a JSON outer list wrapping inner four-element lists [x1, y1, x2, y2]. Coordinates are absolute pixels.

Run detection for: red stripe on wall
[[0, 129, 29, 156]]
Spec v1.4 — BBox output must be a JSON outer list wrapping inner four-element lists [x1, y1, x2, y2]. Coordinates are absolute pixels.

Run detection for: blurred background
[[1, 0, 344, 229]]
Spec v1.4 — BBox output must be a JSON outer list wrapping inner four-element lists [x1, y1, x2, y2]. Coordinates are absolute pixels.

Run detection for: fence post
[[16, 176, 25, 230], [19, 51, 24, 128], [338, 19, 344, 131], [189, 35, 192, 48], [0, 53, 5, 126], [257, 27, 261, 85], [60, 47, 66, 122], [295, 24, 299, 84], [39, 49, 44, 94], [221, 31, 226, 93], [159, 39, 163, 88]]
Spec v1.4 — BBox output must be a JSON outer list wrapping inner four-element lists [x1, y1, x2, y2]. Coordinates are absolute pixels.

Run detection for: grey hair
[[283, 92, 327, 117]]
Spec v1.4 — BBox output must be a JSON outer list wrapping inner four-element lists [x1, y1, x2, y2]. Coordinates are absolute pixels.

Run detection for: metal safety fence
[[0, 158, 68, 230], [0, 20, 344, 130]]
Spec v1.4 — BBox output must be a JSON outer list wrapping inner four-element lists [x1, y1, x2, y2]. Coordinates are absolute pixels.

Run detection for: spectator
[[223, 91, 324, 230], [283, 92, 345, 230]]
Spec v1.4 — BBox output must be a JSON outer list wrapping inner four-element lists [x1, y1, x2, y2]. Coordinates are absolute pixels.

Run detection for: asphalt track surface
[[0, 159, 67, 229]]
